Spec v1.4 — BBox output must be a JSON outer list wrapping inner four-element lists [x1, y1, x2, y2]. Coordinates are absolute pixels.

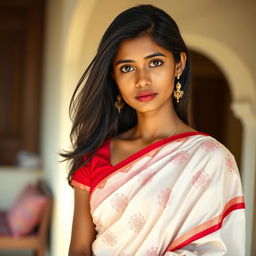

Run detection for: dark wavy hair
[[62, 4, 192, 185]]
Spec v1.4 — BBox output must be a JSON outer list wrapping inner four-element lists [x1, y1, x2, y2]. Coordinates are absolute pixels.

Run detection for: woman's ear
[[175, 52, 187, 76]]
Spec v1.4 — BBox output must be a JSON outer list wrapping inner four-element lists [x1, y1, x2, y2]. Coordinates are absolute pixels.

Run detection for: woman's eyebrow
[[115, 52, 166, 65], [145, 52, 166, 60]]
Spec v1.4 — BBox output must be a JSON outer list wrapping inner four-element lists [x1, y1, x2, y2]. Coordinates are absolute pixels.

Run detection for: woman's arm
[[69, 187, 97, 256]]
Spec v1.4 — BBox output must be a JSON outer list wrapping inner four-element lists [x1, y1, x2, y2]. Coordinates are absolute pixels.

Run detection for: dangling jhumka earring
[[115, 95, 124, 113], [173, 74, 184, 103]]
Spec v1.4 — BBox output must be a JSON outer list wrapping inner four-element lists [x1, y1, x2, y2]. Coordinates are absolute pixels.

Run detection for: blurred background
[[0, 0, 255, 255]]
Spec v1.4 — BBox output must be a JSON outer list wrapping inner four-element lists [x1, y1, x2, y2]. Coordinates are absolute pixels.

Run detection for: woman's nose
[[135, 68, 151, 88]]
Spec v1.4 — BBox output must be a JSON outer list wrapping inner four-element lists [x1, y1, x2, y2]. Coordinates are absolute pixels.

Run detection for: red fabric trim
[[110, 132, 208, 169], [90, 131, 208, 194], [71, 180, 90, 192], [165, 199, 245, 252]]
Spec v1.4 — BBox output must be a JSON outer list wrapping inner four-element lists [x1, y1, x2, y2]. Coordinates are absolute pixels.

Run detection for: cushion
[[6, 184, 47, 237], [10, 184, 37, 207]]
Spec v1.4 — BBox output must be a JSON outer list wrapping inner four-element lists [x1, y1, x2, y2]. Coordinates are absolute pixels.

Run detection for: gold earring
[[173, 74, 184, 103], [115, 95, 124, 113]]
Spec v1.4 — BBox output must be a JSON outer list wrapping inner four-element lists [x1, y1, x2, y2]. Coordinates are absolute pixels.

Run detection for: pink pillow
[[7, 184, 47, 237], [10, 184, 37, 207]]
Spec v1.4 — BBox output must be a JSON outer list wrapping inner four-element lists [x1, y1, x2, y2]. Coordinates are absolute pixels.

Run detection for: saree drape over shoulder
[[71, 132, 246, 256]]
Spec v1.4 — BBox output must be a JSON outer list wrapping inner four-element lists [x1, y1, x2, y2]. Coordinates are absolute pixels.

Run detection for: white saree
[[72, 132, 246, 256]]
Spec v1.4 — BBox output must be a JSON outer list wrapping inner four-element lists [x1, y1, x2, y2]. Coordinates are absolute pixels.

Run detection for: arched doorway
[[190, 51, 243, 168]]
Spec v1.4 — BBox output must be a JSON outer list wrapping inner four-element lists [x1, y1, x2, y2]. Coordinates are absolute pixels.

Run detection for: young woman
[[64, 5, 245, 256]]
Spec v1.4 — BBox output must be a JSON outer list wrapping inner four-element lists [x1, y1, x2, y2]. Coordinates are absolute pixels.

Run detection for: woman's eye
[[149, 59, 163, 67], [121, 65, 134, 73]]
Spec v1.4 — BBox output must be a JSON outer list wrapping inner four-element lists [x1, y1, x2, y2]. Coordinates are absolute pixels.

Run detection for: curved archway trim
[[185, 33, 255, 103]]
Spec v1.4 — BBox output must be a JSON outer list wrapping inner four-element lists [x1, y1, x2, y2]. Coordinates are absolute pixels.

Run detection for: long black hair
[[62, 4, 192, 185]]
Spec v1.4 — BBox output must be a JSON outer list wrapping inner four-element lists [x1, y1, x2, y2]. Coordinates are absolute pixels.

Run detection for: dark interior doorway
[[190, 50, 242, 168], [0, 0, 45, 165]]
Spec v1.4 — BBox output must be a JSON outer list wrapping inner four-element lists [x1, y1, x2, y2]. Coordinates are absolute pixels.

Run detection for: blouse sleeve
[[164, 142, 246, 256], [71, 156, 92, 192]]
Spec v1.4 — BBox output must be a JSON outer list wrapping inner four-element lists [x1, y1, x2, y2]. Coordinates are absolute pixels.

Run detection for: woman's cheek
[[118, 74, 134, 90]]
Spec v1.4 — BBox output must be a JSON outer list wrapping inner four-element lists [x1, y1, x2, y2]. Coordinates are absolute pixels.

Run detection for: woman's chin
[[134, 106, 160, 114]]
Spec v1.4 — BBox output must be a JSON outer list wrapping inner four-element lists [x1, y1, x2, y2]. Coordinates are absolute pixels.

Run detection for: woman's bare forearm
[[68, 251, 91, 256]]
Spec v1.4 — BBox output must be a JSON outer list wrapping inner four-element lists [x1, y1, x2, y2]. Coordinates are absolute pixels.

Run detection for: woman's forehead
[[114, 34, 172, 61]]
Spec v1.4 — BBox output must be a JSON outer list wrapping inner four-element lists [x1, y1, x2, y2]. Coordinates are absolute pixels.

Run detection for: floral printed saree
[[72, 132, 245, 256]]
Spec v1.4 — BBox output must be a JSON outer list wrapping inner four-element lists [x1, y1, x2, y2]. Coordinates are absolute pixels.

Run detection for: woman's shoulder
[[199, 134, 232, 153], [79, 139, 111, 166], [194, 134, 239, 172]]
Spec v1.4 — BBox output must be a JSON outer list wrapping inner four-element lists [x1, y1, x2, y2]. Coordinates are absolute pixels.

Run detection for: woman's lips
[[135, 93, 158, 102]]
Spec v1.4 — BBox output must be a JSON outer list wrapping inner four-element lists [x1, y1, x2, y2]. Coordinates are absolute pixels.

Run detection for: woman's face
[[112, 34, 186, 114]]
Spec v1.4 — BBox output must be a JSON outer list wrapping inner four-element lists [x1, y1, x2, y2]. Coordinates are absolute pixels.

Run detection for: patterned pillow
[[6, 184, 47, 237]]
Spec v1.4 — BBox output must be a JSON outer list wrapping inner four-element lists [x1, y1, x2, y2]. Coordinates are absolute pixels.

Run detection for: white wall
[[41, 0, 256, 255], [41, 0, 81, 255]]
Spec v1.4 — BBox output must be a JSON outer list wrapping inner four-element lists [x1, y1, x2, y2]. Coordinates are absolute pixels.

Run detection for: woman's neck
[[128, 103, 183, 142]]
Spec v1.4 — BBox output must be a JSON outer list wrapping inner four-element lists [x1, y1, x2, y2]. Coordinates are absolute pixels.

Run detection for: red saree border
[[90, 131, 209, 195], [109, 132, 209, 170], [71, 180, 90, 192], [165, 196, 245, 252]]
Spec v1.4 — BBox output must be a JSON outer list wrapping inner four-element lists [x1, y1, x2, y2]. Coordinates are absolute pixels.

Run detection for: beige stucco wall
[[41, 0, 256, 255]]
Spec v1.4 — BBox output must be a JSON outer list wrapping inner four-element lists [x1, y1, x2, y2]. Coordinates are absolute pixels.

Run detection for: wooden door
[[0, 0, 45, 165]]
